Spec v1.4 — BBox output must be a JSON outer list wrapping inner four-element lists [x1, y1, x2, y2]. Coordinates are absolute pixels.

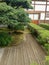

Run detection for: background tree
[[4, 0, 33, 9]]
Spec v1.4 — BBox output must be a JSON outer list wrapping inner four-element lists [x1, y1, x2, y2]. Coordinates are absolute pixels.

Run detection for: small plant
[[0, 32, 12, 46], [30, 56, 49, 65], [30, 62, 38, 65], [45, 56, 49, 65]]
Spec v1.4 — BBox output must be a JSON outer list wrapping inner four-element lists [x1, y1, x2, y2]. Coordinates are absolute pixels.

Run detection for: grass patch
[[11, 33, 24, 46]]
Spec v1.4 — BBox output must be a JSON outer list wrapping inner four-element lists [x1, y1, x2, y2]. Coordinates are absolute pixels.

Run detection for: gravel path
[[0, 30, 46, 65], [0, 48, 5, 62]]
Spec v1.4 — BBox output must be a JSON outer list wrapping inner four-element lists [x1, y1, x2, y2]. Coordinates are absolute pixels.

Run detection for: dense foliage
[[16, 8, 30, 23], [0, 3, 17, 24], [39, 23, 49, 30], [28, 23, 49, 53], [0, 32, 12, 46], [8, 22, 24, 30], [0, 3, 30, 30], [4, 0, 32, 9]]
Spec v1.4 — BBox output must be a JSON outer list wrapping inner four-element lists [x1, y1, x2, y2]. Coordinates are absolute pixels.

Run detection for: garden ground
[[0, 29, 46, 65]]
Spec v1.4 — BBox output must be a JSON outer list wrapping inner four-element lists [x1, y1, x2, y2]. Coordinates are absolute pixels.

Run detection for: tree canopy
[[0, 3, 30, 25], [4, 0, 33, 9], [0, 1, 31, 30]]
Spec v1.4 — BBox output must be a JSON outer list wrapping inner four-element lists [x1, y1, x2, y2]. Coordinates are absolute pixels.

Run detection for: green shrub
[[8, 22, 24, 30], [0, 32, 12, 46], [14, 23, 24, 30], [28, 23, 49, 53], [44, 44, 49, 51], [39, 23, 49, 30]]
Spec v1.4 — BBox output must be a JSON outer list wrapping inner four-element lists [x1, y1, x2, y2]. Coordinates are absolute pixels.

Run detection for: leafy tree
[[0, 3, 30, 30], [0, 3, 30, 24], [4, 0, 33, 9]]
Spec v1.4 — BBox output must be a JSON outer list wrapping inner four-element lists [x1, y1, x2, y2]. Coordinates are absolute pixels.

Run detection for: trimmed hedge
[[28, 23, 49, 53], [0, 32, 12, 46], [39, 23, 49, 30]]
